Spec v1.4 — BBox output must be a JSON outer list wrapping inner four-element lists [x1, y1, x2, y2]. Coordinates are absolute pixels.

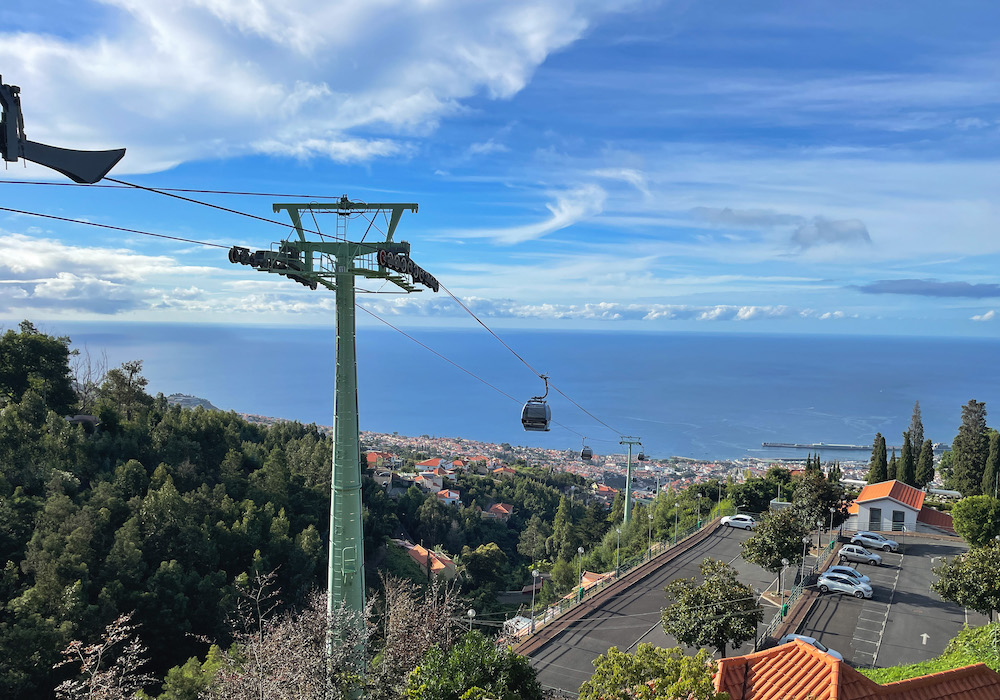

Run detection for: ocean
[[50, 322, 1000, 461]]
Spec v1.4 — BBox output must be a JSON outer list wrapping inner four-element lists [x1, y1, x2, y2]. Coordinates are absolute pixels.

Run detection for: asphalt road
[[794, 535, 989, 668], [527, 525, 780, 693]]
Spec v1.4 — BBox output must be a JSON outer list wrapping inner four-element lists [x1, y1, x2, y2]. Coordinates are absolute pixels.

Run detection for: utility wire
[[0, 206, 229, 248], [105, 177, 330, 238], [0, 179, 347, 199]]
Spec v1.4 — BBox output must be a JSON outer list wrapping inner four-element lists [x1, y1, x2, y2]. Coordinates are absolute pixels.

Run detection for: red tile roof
[[917, 506, 955, 532], [714, 640, 1000, 700], [854, 480, 925, 511], [416, 457, 444, 467]]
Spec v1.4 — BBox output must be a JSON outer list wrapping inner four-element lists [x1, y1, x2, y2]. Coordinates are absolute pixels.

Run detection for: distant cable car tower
[[230, 196, 432, 638], [619, 436, 642, 523]]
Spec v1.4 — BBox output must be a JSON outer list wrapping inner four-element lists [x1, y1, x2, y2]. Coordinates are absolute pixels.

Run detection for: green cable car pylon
[[229, 196, 435, 637]]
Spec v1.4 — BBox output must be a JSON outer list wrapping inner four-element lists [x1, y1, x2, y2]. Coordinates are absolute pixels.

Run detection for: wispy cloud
[[854, 279, 1000, 298], [971, 310, 996, 321], [451, 184, 607, 244]]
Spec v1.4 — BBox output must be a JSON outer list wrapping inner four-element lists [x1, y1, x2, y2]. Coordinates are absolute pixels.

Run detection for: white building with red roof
[[846, 479, 954, 534]]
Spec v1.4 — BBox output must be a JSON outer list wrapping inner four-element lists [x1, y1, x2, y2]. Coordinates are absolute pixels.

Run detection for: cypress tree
[[909, 401, 925, 454], [916, 439, 935, 489], [952, 400, 989, 497], [983, 431, 1000, 500], [898, 431, 916, 486], [868, 433, 887, 484], [887, 449, 897, 481], [828, 461, 842, 484]]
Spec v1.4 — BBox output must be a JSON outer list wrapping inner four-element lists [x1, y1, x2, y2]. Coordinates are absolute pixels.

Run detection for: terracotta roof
[[714, 640, 1000, 700], [416, 458, 443, 467], [879, 663, 1000, 699], [487, 503, 514, 515], [917, 506, 955, 532], [854, 480, 925, 511]]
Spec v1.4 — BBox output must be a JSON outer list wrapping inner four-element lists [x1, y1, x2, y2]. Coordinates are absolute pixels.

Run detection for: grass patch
[[860, 622, 1000, 684], [381, 542, 431, 585]]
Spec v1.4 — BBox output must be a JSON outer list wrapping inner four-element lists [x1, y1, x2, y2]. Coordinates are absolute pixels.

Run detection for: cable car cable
[[0, 178, 351, 199], [0, 205, 229, 248]]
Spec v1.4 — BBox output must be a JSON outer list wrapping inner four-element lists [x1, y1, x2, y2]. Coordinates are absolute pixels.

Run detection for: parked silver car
[[776, 634, 845, 661], [851, 531, 899, 552], [838, 544, 882, 566], [826, 565, 871, 584], [721, 514, 756, 530], [817, 572, 873, 599]]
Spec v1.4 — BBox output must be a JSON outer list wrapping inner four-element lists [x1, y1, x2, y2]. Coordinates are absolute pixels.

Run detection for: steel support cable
[[0, 206, 229, 248], [357, 304, 586, 439], [0, 179, 349, 199], [104, 177, 331, 239], [437, 281, 625, 438]]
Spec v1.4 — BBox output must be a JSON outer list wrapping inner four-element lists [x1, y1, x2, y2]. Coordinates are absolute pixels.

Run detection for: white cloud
[[0, 0, 637, 172], [591, 168, 650, 197], [467, 139, 510, 156], [971, 310, 996, 322], [451, 184, 607, 244]]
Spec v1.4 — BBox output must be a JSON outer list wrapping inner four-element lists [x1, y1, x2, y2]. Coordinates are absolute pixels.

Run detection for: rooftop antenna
[[230, 196, 431, 653], [0, 75, 125, 183]]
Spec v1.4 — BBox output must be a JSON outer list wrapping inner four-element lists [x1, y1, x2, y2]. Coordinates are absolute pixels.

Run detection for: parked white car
[[721, 514, 756, 530], [777, 634, 845, 661], [817, 572, 873, 599], [838, 544, 882, 566], [825, 565, 871, 585], [851, 531, 899, 552]]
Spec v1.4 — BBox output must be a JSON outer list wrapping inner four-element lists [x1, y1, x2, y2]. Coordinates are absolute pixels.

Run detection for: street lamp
[[648, 510, 654, 558], [577, 546, 585, 602], [697, 493, 703, 527], [718, 480, 723, 517], [615, 528, 621, 576], [530, 569, 540, 633], [816, 520, 822, 550], [673, 503, 679, 545], [801, 536, 810, 584], [467, 608, 476, 632], [829, 507, 836, 546], [780, 558, 789, 617]]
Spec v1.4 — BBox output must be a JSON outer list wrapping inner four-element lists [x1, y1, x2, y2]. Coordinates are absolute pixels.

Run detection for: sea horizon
[[34, 320, 1000, 461]]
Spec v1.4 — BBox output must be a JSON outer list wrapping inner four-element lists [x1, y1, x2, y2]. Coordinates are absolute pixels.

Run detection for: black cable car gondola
[[637, 449, 646, 461], [521, 375, 551, 432], [580, 438, 592, 461]]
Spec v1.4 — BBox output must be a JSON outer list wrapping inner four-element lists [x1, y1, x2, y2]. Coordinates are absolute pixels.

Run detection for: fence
[[755, 538, 838, 648], [521, 508, 733, 636]]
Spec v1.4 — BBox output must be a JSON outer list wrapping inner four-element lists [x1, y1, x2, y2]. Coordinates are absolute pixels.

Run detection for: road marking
[[869, 553, 903, 667], [921, 633, 929, 645]]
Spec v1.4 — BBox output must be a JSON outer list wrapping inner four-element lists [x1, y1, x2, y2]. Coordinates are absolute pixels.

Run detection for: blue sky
[[1, 0, 999, 336]]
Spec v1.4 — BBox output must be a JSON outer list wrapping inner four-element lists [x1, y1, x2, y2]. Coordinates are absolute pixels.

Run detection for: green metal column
[[624, 443, 633, 524], [330, 258, 365, 621]]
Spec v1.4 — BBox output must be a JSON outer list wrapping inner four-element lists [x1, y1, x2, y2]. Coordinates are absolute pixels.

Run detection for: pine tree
[[827, 461, 842, 484], [887, 449, 897, 481], [898, 431, 916, 486], [868, 433, 887, 484], [982, 431, 1000, 500], [916, 439, 935, 489], [952, 400, 989, 497], [909, 401, 925, 453]]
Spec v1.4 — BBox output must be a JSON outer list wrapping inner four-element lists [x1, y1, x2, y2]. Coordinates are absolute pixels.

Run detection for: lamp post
[[780, 558, 789, 616], [673, 503, 679, 545], [829, 507, 836, 547], [530, 569, 540, 633], [697, 493, 703, 528], [800, 536, 810, 584], [577, 546, 585, 602], [648, 511, 653, 558], [718, 480, 723, 517], [467, 608, 476, 632], [816, 520, 822, 551], [615, 528, 621, 576]]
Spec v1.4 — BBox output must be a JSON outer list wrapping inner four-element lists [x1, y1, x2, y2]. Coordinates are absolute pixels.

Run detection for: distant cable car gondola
[[521, 375, 551, 432], [581, 438, 592, 461], [637, 449, 646, 462]]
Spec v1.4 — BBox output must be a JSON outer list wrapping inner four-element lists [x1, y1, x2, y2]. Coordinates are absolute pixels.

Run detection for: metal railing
[[755, 538, 838, 648], [520, 514, 726, 637]]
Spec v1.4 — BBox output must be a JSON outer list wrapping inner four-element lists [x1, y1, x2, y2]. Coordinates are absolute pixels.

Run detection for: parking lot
[[526, 525, 780, 692], [795, 535, 989, 668]]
